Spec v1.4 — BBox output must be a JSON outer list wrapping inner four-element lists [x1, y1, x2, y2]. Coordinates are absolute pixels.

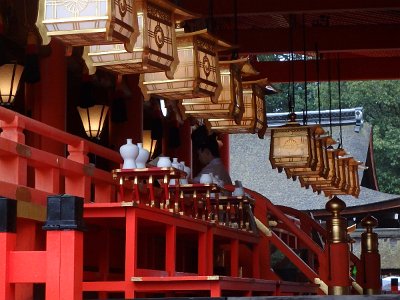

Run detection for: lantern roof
[[176, 29, 233, 52]]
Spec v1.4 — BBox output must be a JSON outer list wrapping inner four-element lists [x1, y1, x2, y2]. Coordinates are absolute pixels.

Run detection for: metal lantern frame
[[77, 105, 109, 139], [36, 0, 138, 50], [205, 78, 269, 138], [180, 57, 258, 124], [139, 28, 231, 102], [0, 63, 24, 106], [82, 0, 195, 77]]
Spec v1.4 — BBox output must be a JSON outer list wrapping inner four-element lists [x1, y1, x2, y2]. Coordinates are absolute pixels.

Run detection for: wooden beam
[[252, 57, 400, 82], [214, 25, 400, 54], [178, 0, 400, 16]]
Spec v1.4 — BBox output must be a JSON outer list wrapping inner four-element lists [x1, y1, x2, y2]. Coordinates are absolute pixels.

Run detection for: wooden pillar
[[360, 215, 381, 294], [124, 208, 137, 298], [166, 224, 176, 276], [34, 40, 67, 156], [0, 198, 17, 300], [198, 231, 207, 275], [230, 239, 239, 277], [325, 196, 351, 295], [43, 195, 85, 300]]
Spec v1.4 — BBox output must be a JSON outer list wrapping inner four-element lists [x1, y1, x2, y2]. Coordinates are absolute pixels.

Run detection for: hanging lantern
[[319, 156, 361, 197], [139, 28, 231, 101], [82, 1, 195, 77], [36, 0, 138, 50], [299, 147, 342, 189], [269, 116, 324, 170], [284, 134, 335, 178], [0, 63, 24, 106], [180, 57, 258, 124], [205, 78, 269, 138], [77, 105, 109, 139]]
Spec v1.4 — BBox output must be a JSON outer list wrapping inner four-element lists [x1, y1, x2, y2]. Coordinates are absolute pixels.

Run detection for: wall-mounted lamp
[[0, 63, 24, 106], [77, 105, 109, 140]]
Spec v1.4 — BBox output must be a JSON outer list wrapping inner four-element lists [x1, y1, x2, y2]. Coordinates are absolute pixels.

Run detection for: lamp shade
[[139, 29, 231, 102], [77, 105, 109, 139], [36, 0, 138, 50], [269, 116, 325, 170], [82, 0, 195, 77], [284, 133, 335, 178], [205, 78, 269, 138], [0, 64, 24, 106], [180, 57, 258, 124]]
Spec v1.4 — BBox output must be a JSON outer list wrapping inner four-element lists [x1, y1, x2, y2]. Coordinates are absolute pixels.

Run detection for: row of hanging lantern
[[269, 112, 362, 198], [35, 0, 270, 138]]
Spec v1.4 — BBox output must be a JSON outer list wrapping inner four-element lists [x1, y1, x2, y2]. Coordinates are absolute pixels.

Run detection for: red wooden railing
[[0, 106, 368, 299]]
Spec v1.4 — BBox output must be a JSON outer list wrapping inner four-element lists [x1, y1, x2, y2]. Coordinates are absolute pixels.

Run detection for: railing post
[[66, 141, 91, 201], [0, 198, 17, 300], [360, 215, 381, 294], [0, 116, 28, 186], [43, 195, 85, 300], [325, 196, 351, 295]]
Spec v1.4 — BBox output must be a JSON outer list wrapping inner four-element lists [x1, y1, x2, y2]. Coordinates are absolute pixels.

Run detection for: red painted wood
[[0, 233, 16, 300], [230, 239, 239, 277], [327, 243, 351, 288], [166, 224, 176, 276], [124, 208, 137, 298], [8, 251, 46, 282]]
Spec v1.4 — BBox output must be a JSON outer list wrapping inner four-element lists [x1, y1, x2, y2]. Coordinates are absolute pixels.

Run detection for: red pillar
[[325, 197, 351, 295], [0, 198, 17, 300], [34, 40, 67, 156], [43, 195, 85, 300], [360, 215, 381, 294]]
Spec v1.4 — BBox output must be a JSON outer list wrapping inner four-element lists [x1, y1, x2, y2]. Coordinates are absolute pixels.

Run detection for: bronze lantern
[[180, 57, 258, 124], [82, 0, 195, 77], [36, 0, 138, 51], [139, 28, 231, 101], [205, 78, 269, 139]]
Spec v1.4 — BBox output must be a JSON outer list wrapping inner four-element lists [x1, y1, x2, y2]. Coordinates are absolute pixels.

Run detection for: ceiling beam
[[178, 0, 400, 17], [214, 25, 400, 54], [252, 57, 400, 83]]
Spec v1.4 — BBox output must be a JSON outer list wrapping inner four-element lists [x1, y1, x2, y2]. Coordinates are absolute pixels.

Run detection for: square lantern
[[180, 57, 259, 124], [36, 0, 138, 50], [82, 0, 195, 77], [139, 29, 231, 102], [284, 134, 334, 178], [205, 78, 269, 139], [320, 157, 361, 197], [269, 118, 324, 170], [299, 147, 342, 188], [309, 153, 351, 196]]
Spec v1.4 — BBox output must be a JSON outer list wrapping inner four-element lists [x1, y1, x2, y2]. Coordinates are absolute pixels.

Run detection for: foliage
[[266, 80, 400, 195]]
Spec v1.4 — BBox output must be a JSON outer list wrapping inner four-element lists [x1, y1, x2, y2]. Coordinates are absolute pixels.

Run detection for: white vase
[[180, 161, 191, 180], [136, 143, 150, 168], [172, 157, 183, 170], [120, 138, 138, 169], [200, 173, 213, 184], [157, 156, 172, 168]]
